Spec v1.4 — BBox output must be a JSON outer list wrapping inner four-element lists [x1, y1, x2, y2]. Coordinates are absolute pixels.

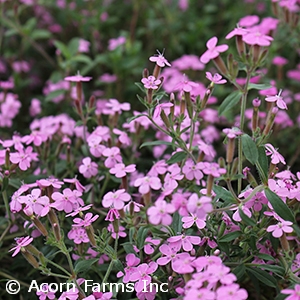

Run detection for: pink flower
[[153, 103, 173, 119], [36, 284, 56, 300], [206, 72, 227, 84], [168, 234, 201, 252], [68, 227, 89, 244], [147, 199, 175, 225], [281, 284, 300, 300], [201, 162, 226, 178], [102, 147, 123, 168], [134, 176, 162, 194], [265, 90, 287, 110], [182, 160, 204, 181], [79, 157, 98, 178], [73, 212, 99, 227], [102, 189, 131, 210], [242, 31, 273, 46], [200, 37, 228, 64], [265, 143, 286, 165], [107, 224, 127, 239], [78, 39, 90, 53], [117, 253, 140, 283], [173, 74, 198, 92], [64, 74, 92, 82], [156, 243, 181, 267], [216, 284, 248, 300], [10, 146, 38, 171], [51, 188, 81, 213], [149, 52, 171, 67], [182, 214, 206, 229], [171, 252, 195, 274], [187, 194, 213, 219], [38, 177, 64, 189], [105, 208, 120, 221], [9, 236, 33, 257], [222, 127, 243, 139], [266, 220, 293, 238], [130, 262, 158, 293], [109, 163, 136, 178], [141, 76, 161, 89], [108, 36, 126, 51]]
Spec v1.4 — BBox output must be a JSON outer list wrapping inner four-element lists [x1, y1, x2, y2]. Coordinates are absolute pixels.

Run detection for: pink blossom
[[105, 208, 120, 221], [265, 90, 287, 110], [38, 177, 64, 189], [68, 227, 89, 244], [144, 237, 161, 255], [147, 199, 175, 225], [130, 262, 158, 293], [10, 146, 38, 171], [73, 212, 99, 227], [134, 176, 161, 194], [107, 224, 127, 239], [200, 37, 229, 64], [267, 220, 293, 238], [182, 214, 206, 229], [238, 15, 259, 27], [153, 103, 173, 119], [242, 30, 273, 46], [102, 147, 123, 168], [23, 188, 50, 217], [225, 26, 248, 39], [22, 130, 48, 147], [182, 160, 204, 181], [58, 289, 79, 300], [149, 52, 171, 67], [64, 74, 92, 82], [102, 189, 131, 210], [216, 284, 248, 300], [117, 253, 140, 283], [103, 99, 130, 114], [29, 98, 41, 117], [36, 284, 56, 300], [79, 157, 98, 178], [187, 194, 213, 219], [141, 76, 161, 89], [51, 188, 80, 213], [78, 39, 90, 53], [168, 234, 201, 251], [206, 72, 227, 84], [281, 284, 300, 300], [9, 236, 33, 257], [64, 178, 86, 192], [108, 36, 126, 51], [173, 74, 198, 92], [171, 252, 195, 274], [156, 243, 181, 267], [265, 143, 286, 165], [201, 162, 226, 178], [109, 163, 136, 178], [223, 127, 243, 139]]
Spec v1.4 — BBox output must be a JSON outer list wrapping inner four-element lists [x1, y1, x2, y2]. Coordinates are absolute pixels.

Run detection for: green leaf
[[219, 231, 242, 243], [134, 82, 146, 93], [213, 185, 237, 205], [255, 253, 276, 262], [136, 227, 149, 249], [70, 54, 92, 64], [45, 89, 66, 102], [248, 83, 272, 90], [53, 40, 71, 59], [166, 151, 186, 164], [246, 267, 278, 288], [218, 91, 242, 116], [171, 212, 182, 233], [31, 29, 51, 40], [74, 258, 99, 273], [140, 140, 176, 149], [241, 134, 258, 165], [256, 146, 268, 183], [127, 114, 148, 123], [265, 188, 294, 222], [256, 264, 285, 276], [232, 264, 245, 281], [239, 207, 256, 226]]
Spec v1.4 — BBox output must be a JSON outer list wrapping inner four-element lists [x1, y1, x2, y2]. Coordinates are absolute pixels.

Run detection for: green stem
[[45, 259, 72, 277], [0, 271, 30, 287], [0, 219, 11, 244], [2, 190, 11, 221]]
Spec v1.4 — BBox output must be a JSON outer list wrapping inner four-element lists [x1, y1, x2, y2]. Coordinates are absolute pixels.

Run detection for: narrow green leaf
[[166, 151, 186, 164], [136, 227, 149, 249], [127, 114, 148, 123], [74, 258, 99, 273], [213, 185, 237, 205], [140, 140, 176, 149], [232, 264, 246, 281], [241, 134, 258, 165], [134, 82, 146, 93], [45, 89, 66, 102], [246, 267, 278, 288], [71, 54, 92, 64], [218, 91, 242, 116], [256, 146, 268, 183], [53, 40, 71, 59], [248, 83, 272, 91], [255, 253, 276, 262], [219, 231, 242, 243], [265, 188, 294, 222], [171, 212, 182, 233], [256, 264, 285, 276], [31, 29, 51, 40]]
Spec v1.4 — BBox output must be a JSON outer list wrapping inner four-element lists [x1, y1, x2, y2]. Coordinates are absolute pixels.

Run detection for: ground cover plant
[[1, 0, 300, 299]]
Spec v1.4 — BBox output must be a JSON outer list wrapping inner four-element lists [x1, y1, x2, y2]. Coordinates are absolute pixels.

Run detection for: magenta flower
[[73, 212, 99, 227], [182, 160, 204, 181], [51, 188, 79, 213], [171, 252, 195, 274], [222, 127, 243, 139], [200, 36, 229, 64], [25, 188, 50, 217], [156, 243, 181, 267], [141, 76, 161, 89], [109, 163, 136, 178], [242, 31, 273, 46], [79, 157, 98, 178], [102, 147, 123, 168], [216, 284, 248, 300], [265, 90, 287, 110], [68, 227, 89, 244], [10, 146, 38, 171], [281, 284, 300, 300], [149, 52, 171, 67], [36, 284, 56, 300], [168, 234, 201, 252], [129, 262, 158, 293], [105, 208, 120, 221], [182, 214, 206, 229], [265, 143, 286, 165], [187, 194, 213, 219], [64, 74, 92, 82], [206, 72, 227, 84], [64, 178, 86, 192], [102, 189, 131, 210], [201, 162, 227, 178], [134, 176, 162, 194], [147, 199, 175, 225], [38, 177, 64, 189], [107, 224, 127, 239], [266, 220, 293, 238], [9, 236, 33, 257], [173, 74, 198, 92], [117, 253, 140, 283]]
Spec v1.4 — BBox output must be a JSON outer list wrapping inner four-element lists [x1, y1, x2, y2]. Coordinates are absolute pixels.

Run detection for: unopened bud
[[226, 138, 236, 164], [143, 68, 149, 78], [86, 225, 97, 247], [88, 95, 95, 110], [22, 251, 39, 269], [213, 56, 228, 76]]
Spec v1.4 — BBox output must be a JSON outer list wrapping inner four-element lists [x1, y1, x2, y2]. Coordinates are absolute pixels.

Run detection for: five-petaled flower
[[200, 36, 228, 64], [141, 76, 161, 89]]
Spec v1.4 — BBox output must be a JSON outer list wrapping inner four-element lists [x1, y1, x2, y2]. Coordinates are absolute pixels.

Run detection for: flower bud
[[86, 225, 97, 247], [213, 56, 228, 75], [32, 217, 48, 237], [22, 250, 39, 269], [226, 138, 236, 164]]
